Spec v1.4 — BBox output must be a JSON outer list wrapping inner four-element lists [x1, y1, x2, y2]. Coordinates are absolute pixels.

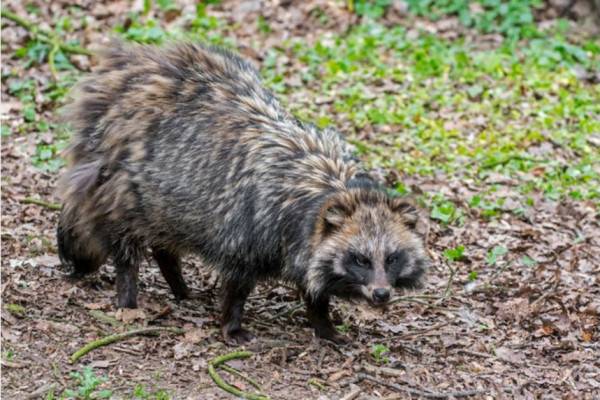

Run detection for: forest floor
[[1, 0, 600, 399]]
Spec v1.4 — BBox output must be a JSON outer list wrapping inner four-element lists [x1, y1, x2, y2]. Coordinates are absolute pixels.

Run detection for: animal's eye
[[386, 253, 401, 265], [352, 253, 371, 268]]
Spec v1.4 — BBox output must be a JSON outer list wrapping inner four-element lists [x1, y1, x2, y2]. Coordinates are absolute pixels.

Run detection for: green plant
[[115, 14, 167, 44], [336, 323, 350, 334], [371, 343, 390, 364], [430, 197, 464, 225], [31, 123, 70, 172], [468, 271, 478, 282], [5, 303, 26, 316], [469, 194, 505, 219], [3, 349, 15, 361], [133, 384, 171, 400], [349, 0, 393, 19], [0, 124, 11, 136], [486, 245, 508, 266], [520, 255, 537, 267], [63, 367, 112, 399], [444, 245, 465, 262], [405, 0, 543, 40]]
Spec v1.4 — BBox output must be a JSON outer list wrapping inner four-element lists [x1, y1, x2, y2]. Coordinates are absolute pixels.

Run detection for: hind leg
[[152, 248, 189, 301], [221, 278, 256, 344], [113, 247, 141, 308]]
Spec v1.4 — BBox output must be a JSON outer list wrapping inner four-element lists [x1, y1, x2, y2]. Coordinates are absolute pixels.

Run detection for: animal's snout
[[372, 288, 390, 305]]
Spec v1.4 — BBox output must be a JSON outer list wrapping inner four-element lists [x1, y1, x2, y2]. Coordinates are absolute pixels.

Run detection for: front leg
[[305, 295, 349, 344], [221, 278, 256, 344], [114, 250, 140, 309]]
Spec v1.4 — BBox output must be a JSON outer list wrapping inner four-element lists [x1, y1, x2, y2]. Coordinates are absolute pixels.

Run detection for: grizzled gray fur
[[57, 41, 428, 343]]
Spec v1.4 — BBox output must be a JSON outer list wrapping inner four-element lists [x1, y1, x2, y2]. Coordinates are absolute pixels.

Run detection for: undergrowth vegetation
[[2, 1, 599, 398], [3, 1, 598, 213]]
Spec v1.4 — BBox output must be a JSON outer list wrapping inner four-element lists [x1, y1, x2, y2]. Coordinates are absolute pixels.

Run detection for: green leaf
[[23, 105, 37, 122], [486, 245, 508, 265], [520, 255, 537, 267], [0, 124, 11, 137], [156, 0, 177, 11], [371, 343, 390, 363], [97, 390, 113, 398], [444, 245, 465, 262], [143, 0, 152, 14], [468, 271, 478, 282]]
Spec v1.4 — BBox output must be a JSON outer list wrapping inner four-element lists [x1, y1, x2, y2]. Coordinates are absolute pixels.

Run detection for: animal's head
[[307, 186, 428, 306]]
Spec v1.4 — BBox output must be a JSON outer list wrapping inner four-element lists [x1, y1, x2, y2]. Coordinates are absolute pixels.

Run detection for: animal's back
[[59, 41, 356, 274]]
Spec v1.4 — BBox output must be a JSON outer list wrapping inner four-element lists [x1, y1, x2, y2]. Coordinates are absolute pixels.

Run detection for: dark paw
[[315, 328, 350, 345], [223, 327, 255, 345], [117, 297, 138, 309], [173, 288, 192, 302], [68, 270, 88, 281]]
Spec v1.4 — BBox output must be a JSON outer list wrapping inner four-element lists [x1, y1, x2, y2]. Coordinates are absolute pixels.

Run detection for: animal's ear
[[319, 194, 355, 235], [388, 197, 430, 238], [388, 198, 418, 229]]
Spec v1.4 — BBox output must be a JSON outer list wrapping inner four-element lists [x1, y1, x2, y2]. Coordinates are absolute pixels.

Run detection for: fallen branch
[[357, 372, 513, 399], [70, 326, 183, 363], [21, 197, 61, 211], [208, 351, 269, 400]]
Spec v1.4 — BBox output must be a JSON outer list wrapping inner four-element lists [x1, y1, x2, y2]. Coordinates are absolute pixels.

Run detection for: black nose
[[372, 288, 390, 304]]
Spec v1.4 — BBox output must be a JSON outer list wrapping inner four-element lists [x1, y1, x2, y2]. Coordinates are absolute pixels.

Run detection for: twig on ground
[[340, 384, 362, 400], [455, 348, 558, 370], [442, 264, 456, 299], [362, 363, 406, 378], [220, 364, 263, 391], [1, 360, 28, 368], [407, 321, 449, 338], [389, 295, 432, 306], [48, 42, 60, 80], [317, 347, 327, 370], [20, 197, 61, 211], [24, 383, 56, 400], [530, 284, 559, 311], [357, 372, 512, 399], [362, 362, 405, 377], [70, 326, 183, 363], [51, 362, 68, 391], [266, 302, 304, 322], [208, 350, 269, 400], [382, 321, 450, 341], [308, 378, 327, 391]]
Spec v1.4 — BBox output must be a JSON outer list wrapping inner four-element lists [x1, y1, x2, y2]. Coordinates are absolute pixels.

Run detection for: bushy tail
[[57, 208, 108, 278]]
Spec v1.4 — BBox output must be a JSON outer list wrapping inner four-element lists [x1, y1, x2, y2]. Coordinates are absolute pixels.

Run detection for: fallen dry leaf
[[115, 308, 147, 324]]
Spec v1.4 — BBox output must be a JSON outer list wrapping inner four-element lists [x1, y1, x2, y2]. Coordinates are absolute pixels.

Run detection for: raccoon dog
[[57, 41, 428, 343]]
